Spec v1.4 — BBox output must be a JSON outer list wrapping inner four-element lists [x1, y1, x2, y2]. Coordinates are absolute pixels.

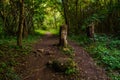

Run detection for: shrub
[[47, 58, 78, 75]]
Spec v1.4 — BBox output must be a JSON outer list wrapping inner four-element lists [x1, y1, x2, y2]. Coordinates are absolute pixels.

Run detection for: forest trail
[[19, 33, 110, 80]]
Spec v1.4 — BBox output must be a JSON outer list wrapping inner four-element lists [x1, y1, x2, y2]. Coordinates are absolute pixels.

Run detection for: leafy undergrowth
[[0, 35, 40, 80], [60, 46, 75, 57], [47, 58, 77, 75], [69, 34, 120, 80]]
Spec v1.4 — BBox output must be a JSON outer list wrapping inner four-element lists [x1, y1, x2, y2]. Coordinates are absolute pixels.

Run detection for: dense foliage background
[[0, 0, 120, 80]]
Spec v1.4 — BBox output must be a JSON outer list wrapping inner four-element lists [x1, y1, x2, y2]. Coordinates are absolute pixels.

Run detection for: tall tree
[[17, 0, 24, 47]]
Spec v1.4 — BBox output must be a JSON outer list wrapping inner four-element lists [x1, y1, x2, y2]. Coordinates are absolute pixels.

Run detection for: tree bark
[[23, 19, 28, 38], [62, 0, 70, 35], [17, 0, 24, 47], [59, 24, 68, 47]]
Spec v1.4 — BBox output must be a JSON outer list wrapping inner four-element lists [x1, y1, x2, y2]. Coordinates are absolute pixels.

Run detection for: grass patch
[[35, 28, 59, 35], [49, 29, 59, 35], [69, 34, 120, 80], [35, 29, 47, 35], [0, 34, 40, 80]]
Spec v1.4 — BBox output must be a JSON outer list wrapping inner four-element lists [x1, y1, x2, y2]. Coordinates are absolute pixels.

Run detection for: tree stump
[[59, 24, 68, 47], [87, 22, 95, 38]]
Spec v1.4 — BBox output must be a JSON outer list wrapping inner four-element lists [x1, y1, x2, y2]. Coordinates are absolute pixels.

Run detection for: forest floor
[[17, 33, 110, 80]]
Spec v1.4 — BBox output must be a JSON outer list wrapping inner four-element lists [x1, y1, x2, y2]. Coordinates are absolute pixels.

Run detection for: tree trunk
[[59, 24, 68, 47], [62, 0, 70, 35], [17, 0, 24, 47], [53, 11, 57, 29], [23, 19, 28, 38]]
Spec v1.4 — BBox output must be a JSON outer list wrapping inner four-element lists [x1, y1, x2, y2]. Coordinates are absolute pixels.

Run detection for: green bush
[[47, 59, 77, 75], [69, 34, 90, 46], [102, 56, 120, 70], [107, 39, 120, 49]]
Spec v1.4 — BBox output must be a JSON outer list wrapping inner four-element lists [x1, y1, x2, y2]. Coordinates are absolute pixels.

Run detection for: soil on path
[[18, 34, 110, 80]]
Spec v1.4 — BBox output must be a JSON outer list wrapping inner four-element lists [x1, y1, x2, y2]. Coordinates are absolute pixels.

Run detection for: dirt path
[[18, 34, 110, 80]]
